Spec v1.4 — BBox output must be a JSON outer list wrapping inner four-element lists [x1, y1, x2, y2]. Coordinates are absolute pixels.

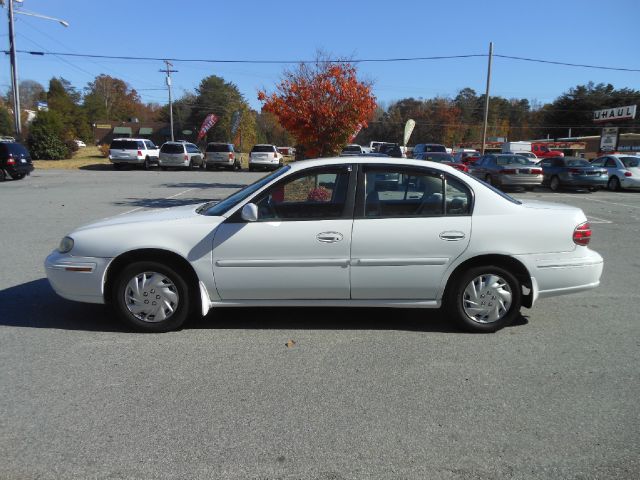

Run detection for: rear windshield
[[110, 140, 141, 150], [423, 153, 454, 162], [3, 143, 29, 156], [160, 143, 185, 154], [206, 144, 232, 153], [342, 146, 362, 153], [565, 159, 590, 167], [251, 145, 275, 153], [621, 156, 640, 168], [496, 156, 532, 166]]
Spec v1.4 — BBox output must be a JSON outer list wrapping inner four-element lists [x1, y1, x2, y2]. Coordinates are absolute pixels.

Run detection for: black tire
[[160, 166, 168, 171], [607, 176, 620, 191], [10, 172, 26, 180], [112, 261, 191, 333], [445, 265, 522, 333], [549, 175, 561, 191], [588, 186, 597, 192], [234, 160, 242, 171], [0, 169, 6, 181], [249, 165, 255, 172], [189, 160, 196, 171], [143, 157, 150, 170], [113, 163, 122, 170]]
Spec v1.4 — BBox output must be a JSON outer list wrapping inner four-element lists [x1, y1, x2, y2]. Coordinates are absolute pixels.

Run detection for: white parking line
[[587, 215, 612, 224], [551, 193, 640, 210], [118, 187, 197, 216]]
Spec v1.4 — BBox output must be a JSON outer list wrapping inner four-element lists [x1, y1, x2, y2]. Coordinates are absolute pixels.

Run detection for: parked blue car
[[539, 156, 608, 191]]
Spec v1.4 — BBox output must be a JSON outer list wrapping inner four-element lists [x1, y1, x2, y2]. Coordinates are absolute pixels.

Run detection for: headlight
[[58, 236, 74, 253]]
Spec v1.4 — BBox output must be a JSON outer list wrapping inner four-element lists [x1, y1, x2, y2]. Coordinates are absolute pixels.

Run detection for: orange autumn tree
[[258, 59, 376, 157]]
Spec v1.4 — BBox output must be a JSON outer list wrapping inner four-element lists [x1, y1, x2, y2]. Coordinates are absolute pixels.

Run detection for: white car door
[[350, 165, 472, 299], [212, 165, 355, 300]]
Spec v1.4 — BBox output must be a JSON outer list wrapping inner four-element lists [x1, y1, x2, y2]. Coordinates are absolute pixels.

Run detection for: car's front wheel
[[446, 265, 521, 333], [112, 261, 191, 333], [549, 175, 561, 191]]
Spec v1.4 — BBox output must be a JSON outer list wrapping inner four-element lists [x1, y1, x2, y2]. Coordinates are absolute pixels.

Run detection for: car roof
[[286, 156, 465, 174], [112, 138, 149, 141]]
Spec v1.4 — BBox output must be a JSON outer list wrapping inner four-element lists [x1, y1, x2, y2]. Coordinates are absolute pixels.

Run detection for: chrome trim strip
[[215, 259, 350, 268], [352, 257, 449, 266]]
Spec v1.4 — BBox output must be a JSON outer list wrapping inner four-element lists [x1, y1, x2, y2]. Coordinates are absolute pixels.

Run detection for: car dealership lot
[[1, 170, 639, 479]]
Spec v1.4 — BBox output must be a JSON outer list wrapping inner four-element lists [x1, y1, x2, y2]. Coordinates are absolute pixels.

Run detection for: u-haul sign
[[593, 105, 636, 122]]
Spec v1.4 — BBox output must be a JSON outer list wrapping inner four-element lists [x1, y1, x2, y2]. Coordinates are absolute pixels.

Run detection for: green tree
[[0, 105, 13, 136], [83, 74, 143, 121], [27, 110, 70, 160]]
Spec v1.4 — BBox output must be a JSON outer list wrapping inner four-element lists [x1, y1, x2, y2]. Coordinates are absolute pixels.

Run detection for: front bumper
[[45, 251, 112, 304]]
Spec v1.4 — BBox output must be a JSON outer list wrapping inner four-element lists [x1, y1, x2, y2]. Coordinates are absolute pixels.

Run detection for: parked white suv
[[204, 143, 241, 170], [158, 142, 204, 170], [249, 144, 283, 171], [108, 138, 159, 170]]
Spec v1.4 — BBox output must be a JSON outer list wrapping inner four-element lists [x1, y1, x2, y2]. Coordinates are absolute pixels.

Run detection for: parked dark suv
[[0, 141, 34, 181]]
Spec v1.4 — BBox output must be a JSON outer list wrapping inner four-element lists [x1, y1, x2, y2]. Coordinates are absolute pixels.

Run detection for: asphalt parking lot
[[1, 169, 639, 479]]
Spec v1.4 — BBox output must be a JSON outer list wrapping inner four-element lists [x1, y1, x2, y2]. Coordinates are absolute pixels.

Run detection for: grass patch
[[33, 146, 112, 170]]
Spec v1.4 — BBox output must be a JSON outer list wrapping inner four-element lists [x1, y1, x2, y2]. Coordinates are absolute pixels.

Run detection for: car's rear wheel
[[234, 160, 242, 171], [484, 174, 493, 186], [143, 157, 150, 170], [0, 169, 6, 181], [446, 265, 521, 333], [549, 175, 561, 191], [189, 160, 196, 171], [10, 172, 26, 180], [608, 176, 620, 191], [112, 261, 191, 333]]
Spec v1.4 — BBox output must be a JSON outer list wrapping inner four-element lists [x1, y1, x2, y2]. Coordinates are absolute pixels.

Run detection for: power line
[[4, 49, 640, 72]]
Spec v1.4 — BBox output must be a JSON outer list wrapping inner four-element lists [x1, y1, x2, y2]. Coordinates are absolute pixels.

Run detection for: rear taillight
[[624, 171, 632, 177], [573, 222, 592, 246], [531, 168, 543, 174], [137, 150, 142, 156], [7, 158, 15, 166], [500, 169, 516, 174], [229, 152, 234, 160], [184, 154, 188, 161], [569, 168, 582, 174]]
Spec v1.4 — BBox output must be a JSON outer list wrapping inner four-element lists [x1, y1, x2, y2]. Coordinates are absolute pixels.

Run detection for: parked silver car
[[158, 142, 204, 170], [204, 143, 241, 170], [108, 138, 159, 170], [590, 154, 640, 191], [469, 154, 543, 190]]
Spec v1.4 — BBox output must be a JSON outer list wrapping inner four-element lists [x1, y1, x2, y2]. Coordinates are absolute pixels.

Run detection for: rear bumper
[[5, 163, 34, 175], [499, 175, 543, 186], [515, 248, 603, 305], [559, 174, 607, 187], [620, 176, 640, 189], [109, 157, 145, 165]]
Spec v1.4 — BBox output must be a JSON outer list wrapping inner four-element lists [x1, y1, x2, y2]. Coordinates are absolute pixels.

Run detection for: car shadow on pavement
[[0, 279, 127, 332], [112, 197, 214, 209], [0, 279, 528, 333], [78, 164, 115, 171]]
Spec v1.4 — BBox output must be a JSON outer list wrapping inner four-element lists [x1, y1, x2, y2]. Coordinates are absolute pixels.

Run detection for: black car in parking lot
[[0, 141, 34, 181], [539, 156, 608, 191]]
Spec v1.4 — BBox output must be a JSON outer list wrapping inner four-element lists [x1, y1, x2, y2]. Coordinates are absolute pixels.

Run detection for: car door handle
[[439, 231, 466, 241], [317, 232, 343, 243]]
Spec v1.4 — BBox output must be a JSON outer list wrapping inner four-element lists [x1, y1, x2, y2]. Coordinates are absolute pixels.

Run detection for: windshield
[[621, 156, 640, 168], [342, 146, 361, 153], [198, 166, 291, 216]]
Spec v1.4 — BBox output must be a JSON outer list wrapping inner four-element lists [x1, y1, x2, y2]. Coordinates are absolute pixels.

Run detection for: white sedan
[[45, 157, 603, 333]]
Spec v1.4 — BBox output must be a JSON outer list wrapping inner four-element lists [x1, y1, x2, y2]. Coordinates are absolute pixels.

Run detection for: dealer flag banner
[[197, 114, 219, 141]]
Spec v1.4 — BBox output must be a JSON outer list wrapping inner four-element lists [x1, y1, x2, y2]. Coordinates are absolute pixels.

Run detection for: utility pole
[[481, 42, 493, 155], [160, 60, 178, 142], [7, 0, 21, 138]]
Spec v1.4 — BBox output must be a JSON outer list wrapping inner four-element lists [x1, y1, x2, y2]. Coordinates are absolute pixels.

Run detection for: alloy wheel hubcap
[[124, 271, 179, 323], [462, 274, 512, 324]]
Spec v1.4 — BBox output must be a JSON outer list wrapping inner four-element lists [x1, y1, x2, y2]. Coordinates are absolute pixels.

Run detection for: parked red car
[[415, 152, 468, 172]]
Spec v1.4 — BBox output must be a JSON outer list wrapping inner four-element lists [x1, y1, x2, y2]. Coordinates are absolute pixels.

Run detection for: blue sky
[[2, 0, 639, 111]]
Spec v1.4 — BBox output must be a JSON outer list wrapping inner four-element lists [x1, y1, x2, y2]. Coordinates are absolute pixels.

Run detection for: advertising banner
[[600, 127, 619, 152], [196, 114, 219, 141]]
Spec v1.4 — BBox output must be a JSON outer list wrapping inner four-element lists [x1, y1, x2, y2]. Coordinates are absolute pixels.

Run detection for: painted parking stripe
[[551, 193, 640, 210], [587, 215, 612, 224], [118, 188, 197, 216]]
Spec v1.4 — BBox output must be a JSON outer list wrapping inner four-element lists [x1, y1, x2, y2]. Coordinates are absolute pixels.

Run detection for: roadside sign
[[593, 105, 636, 122], [600, 127, 619, 152]]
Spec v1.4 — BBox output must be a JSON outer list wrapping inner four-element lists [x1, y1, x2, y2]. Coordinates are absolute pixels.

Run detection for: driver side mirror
[[241, 203, 258, 222]]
